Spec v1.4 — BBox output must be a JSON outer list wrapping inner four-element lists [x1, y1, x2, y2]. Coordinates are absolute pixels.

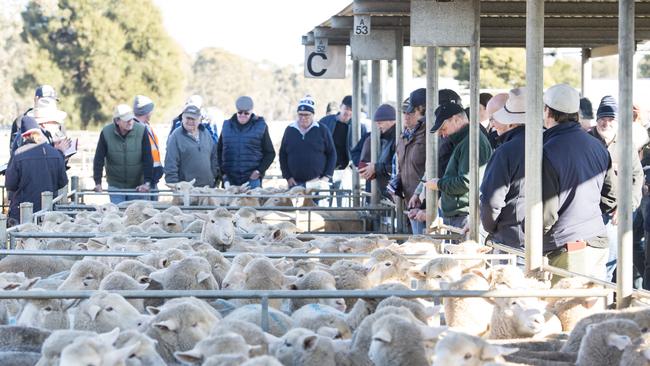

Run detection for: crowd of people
[[4, 82, 650, 288]]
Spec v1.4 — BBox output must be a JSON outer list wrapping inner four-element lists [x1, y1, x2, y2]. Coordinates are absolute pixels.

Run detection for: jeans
[[108, 185, 142, 205], [409, 218, 426, 234], [443, 215, 468, 244], [248, 179, 261, 189], [604, 213, 617, 282]]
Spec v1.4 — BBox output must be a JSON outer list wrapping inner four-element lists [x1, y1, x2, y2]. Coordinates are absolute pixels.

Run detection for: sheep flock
[[0, 183, 649, 366]]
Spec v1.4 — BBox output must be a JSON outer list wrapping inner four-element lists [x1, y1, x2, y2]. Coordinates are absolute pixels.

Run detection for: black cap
[[439, 89, 462, 106], [405, 88, 426, 113], [580, 97, 594, 120], [431, 102, 466, 133], [341, 95, 352, 108]]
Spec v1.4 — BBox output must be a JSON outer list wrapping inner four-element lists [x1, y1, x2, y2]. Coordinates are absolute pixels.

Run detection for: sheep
[[488, 296, 563, 340], [272, 328, 336, 366], [203, 354, 250, 366], [576, 318, 642, 366], [376, 296, 440, 325], [368, 314, 433, 366], [99, 272, 149, 312], [225, 305, 294, 337], [98, 214, 124, 233], [620, 331, 650, 366], [0, 351, 41, 366], [122, 200, 156, 225], [193, 249, 232, 287], [211, 319, 269, 356], [40, 212, 71, 230], [240, 356, 284, 366], [57, 259, 112, 290], [545, 276, 606, 331], [0, 255, 74, 279], [391, 235, 441, 256], [562, 306, 650, 353], [445, 240, 493, 270], [140, 212, 183, 233], [92, 202, 119, 214], [227, 258, 295, 309], [0, 325, 50, 358], [59, 328, 140, 366], [174, 332, 256, 364], [364, 248, 415, 286], [330, 260, 370, 309], [16, 292, 72, 330], [288, 270, 346, 312], [73, 292, 148, 332], [138, 248, 187, 269], [291, 304, 352, 339], [433, 331, 519, 366], [114, 329, 166, 366], [198, 208, 236, 250], [149, 256, 219, 291], [409, 257, 463, 290], [443, 273, 494, 336], [284, 259, 330, 279], [36, 329, 96, 366], [145, 301, 220, 363], [0, 273, 39, 324], [146, 296, 222, 321], [114, 259, 157, 285]]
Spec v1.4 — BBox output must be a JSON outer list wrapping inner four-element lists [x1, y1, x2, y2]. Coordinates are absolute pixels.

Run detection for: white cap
[[185, 94, 203, 109], [113, 104, 134, 121], [493, 87, 526, 124], [544, 83, 580, 114]]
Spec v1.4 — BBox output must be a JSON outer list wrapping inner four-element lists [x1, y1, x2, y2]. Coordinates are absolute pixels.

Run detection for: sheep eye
[[642, 327, 648, 332], [384, 262, 392, 267], [464, 353, 472, 360], [285, 341, 292, 347], [211, 219, 216, 223], [84, 276, 94, 280], [297, 273, 304, 278], [105, 307, 113, 312], [43, 306, 52, 312], [192, 322, 198, 327]]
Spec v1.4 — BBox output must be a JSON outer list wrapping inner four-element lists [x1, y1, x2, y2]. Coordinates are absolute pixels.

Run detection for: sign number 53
[[354, 15, 371, 36]]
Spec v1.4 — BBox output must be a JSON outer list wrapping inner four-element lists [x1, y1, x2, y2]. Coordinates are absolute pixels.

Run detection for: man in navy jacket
[[280, 95, 336, 187]]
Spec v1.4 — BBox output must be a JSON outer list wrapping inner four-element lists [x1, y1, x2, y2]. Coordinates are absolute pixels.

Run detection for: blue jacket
[[218, 114, 275, 185], [5, 142, 68, 221], [319, 113, 367, 160], [480, 126, 525, 249], [279, 122, 336, 183], [542, 122, 616, 252]]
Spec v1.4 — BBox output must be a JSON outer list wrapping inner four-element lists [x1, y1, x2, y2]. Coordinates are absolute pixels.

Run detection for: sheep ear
[[137, 275, 151, 284], [419, 325, 447, 341], [165, 183, 177, 189], [477, 246, 493, 254], [303, 335, 319, 351], [154, 319, 178, 332], [189, 179, 196, 185], [149, 270, 165, 283], [424, 305, 442, 318], [408, 269, 427, 281], [470, 268, 489, 281], [107, 341, 140, 363], [194, 213, 209, 221], [146, 306, 160, 315], [137, 282, 149, 290], [196, 271, 212, 284], [265, 333, 280, 345], [607, 333, 632, 351], [174, 349, 203, 364], [97, 327, 121, 346], [481, 344, 518, 360], [86, 304, 102, 321], [23, 276, 41, 290], [372, 329, 392, 343], [582, 297, 599, 309]]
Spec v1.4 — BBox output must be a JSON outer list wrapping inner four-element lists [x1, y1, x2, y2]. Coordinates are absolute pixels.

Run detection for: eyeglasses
[[237, 111, 250, 115]]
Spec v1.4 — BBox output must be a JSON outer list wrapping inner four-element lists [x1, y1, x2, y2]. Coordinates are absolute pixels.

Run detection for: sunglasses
[[237, 111, 251, 115]]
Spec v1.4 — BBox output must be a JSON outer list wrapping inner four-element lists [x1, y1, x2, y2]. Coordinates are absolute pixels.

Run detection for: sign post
[[304, 44, 347, 79]]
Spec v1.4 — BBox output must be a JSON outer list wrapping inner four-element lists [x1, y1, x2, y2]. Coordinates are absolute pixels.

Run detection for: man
[[425, 102, 493, 229], [6, 117, 68, 225], [396, 92, 427, 234], [480, 87, 527, 249], [280, 95, 336, 187], [10, 85, 58, 150], [217, 96, 275, 188], [541, 83, 616, 281], [133, 95, 164, 197], [588, 95, 643, 281], [359, 104, 397, 199], [93, 104, 153, 204], [165, 105, 220, 188], [168, 94, 218, 144], [319, 95, 367, 205], [479, 92, 499, 149], [11, 97, 71, 157]]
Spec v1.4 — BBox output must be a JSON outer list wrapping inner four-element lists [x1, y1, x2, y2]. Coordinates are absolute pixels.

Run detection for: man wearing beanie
[[588, 95, 643, 281], [218, 96, 275, 188], [319, 95, 367, 206], [134, 95, 163, 198], [541, 84, 616, 282], [358, 104, 397, 199], [280, 95, 336, 188]]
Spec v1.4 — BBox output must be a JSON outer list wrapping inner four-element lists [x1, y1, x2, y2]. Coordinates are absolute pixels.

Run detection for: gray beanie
[[133, 95, 154, 116], [373, 104, 396, 122]]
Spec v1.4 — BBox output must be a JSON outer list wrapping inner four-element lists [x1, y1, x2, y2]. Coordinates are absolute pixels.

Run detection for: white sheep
[[59, 328, 140, 366], [433, 331, 519, 366], [364, 248, 415, 286], [114, 329, 166, 366], [409, 257, 463, 290], [99, 271, 149, 312], [368, 313, 438, 366], [198, 208, 236, 250], [291, 303, 352, 340], [73, 292, 148, 332], [576, 318, 642, 366], [271, 328, 336, 366], [149, 256, 219, 291], [16, 291, 72, 330], [287, 270, 346, 312], [211, 319, 270, 356], [620, 331, 650, 366], [57, 259, 112, 291], [443, 273, 494, 336], [488, 296, 562, 340], [0, 255, 74, 279], [36, 329, 97, 366], [225, 305, 294, 337], [113, 259, 157, 285], [545, 276, 606, 331], [174, 332, 256, 364]]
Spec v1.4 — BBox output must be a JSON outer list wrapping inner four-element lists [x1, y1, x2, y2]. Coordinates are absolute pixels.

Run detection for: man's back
[[542, 121, 613, 251]]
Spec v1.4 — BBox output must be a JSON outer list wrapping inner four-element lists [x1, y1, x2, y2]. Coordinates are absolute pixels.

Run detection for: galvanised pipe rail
[[54, 204, 393, 212]]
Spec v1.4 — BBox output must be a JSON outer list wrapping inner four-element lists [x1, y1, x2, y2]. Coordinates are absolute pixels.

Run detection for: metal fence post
[[19, 202, 33, 224], [260, 295, 270, 332], [71, 176, 80, 204], [41, 191, 53, 212], [0, 214, 6, 250]]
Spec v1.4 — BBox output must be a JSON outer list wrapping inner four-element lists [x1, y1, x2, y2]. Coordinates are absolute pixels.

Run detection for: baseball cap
[[431, 102, 466, 133], [35, 85, 58, 101], [113, 104, 134, 122], [405, 88, 426, 113], [543, 84, 580, 114], [182, 104, 201, 119]]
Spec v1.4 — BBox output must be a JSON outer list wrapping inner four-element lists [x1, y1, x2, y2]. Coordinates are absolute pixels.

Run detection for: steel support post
[[617, 0, 634, 309], [19, 202, 33, 225], [468, 0, 481, 242], [370, 60, 382, 206], [41, 191, 53, 212], [395, 41, 405, 232], [525, 0, 545, 272], [352, 60, 362, 207], [425, 47, 439, 229]]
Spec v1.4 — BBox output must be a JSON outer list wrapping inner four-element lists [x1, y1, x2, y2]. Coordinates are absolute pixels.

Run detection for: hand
[[54, 138, 72, 152], [414, 210, 427, 222], [249, 170, 260, 180], [408, 195, 421, 209], [287, 178, 297, 187], [461, 222, 470, 235], [425, 178, 439, 191], [136, 183, 150, 193], [94, 184, 102, 193], [359, 163, 376, 180], [611, 210, 618, 225], [407, 208, 419, 219]]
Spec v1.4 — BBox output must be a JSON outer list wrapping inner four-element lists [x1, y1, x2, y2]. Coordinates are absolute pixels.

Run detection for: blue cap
[[405, 88, 426, 113]]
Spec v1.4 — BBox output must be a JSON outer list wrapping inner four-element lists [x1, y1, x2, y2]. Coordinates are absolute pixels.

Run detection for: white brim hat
[[28, 97, 67, 124], [492, 87, 527, 124]]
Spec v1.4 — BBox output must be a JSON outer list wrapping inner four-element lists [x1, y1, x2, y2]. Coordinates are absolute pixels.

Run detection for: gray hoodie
[[164, 125, 219, 187]]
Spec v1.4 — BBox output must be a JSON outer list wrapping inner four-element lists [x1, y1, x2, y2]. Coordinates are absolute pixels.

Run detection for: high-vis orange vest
[[145, 123, 162, 167]]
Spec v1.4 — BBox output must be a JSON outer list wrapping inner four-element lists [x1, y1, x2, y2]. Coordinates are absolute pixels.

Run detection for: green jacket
[[438, 124, 492, 217], [103, 122, 146, 188]]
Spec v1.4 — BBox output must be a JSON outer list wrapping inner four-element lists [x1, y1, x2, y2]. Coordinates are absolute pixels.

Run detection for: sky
[[153, 0, 351, 66]]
